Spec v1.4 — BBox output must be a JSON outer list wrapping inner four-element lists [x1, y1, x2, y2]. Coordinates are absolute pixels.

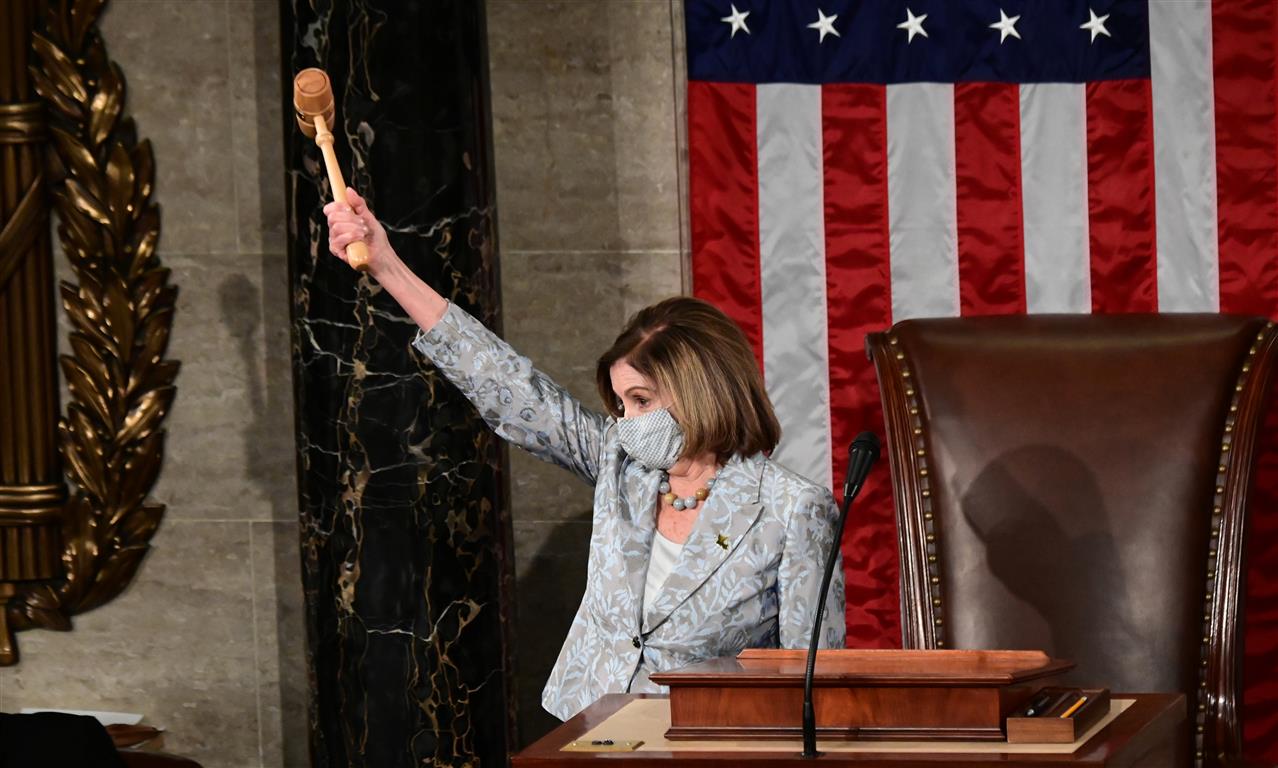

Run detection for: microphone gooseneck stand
[[801, 431, 880, 758]]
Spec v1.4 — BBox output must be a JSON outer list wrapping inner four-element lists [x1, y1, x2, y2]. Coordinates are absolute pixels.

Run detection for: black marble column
[[280, 2, 515, 765]]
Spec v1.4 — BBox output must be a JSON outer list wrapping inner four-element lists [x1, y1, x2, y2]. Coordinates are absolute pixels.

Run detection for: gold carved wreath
[[7, 0, 177, 637]]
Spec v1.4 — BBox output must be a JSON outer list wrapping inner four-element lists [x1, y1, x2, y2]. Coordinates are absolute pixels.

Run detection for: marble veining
[[282, 1, 515, 765]]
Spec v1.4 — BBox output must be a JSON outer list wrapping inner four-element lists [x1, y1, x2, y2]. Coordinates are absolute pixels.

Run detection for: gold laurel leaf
[[59, 513, 101, 600], [59, 282, 111, 350], [116, 433, 163, 515], [88, 63, 124, 148], [67, 333, 116, 410], [117, 386, 175, 447], [69, 0, 109, 51], [130, 311, 173, 389], [58, 417, 105, 503], [104, 472, 132, 525], [102, 273, 135, 355], [120, 504, 163, 549], [80, 546, 147, 613], [29, 65, 83, 121], [76, 273, 106, 322], [131, 139, 155, 202], [122, 504, 164, 552], [53, 196, 105, 259], [43, 141, 69, 185], [31, 33, 88, 104], [127, 341, 173, 397], [71, 328, 123, 374], [58, 280, 84, 315], [130, 226, 158, 276], [64, 396, 104, 446], [136, 303, 173, 349], [61, 498, 100, 591], [48, 126, 100, 191], [60, 355, 115, 431], [132, 269, 170, 318], [12, 585, 73, 632], [65, 176, 111, 226], [105, 141, 134, 229], [130, 361, 179, 399]]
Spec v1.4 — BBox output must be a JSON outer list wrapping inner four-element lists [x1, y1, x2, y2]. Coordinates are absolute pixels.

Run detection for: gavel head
[[293, 68, 335, 138]]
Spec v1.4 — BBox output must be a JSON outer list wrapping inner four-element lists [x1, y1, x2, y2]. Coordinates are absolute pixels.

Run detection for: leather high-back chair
[[867, 314, 1278, 768]]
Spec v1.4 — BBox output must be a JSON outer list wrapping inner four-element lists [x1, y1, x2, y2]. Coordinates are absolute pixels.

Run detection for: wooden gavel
[[293, 68, 369, 270]]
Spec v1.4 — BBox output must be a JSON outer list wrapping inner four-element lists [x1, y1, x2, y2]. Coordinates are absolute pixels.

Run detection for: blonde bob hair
[[595, 297, 781, 462]]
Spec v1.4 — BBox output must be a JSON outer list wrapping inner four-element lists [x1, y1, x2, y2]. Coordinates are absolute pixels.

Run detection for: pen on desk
[[1059, 695, 1088, 719], [1022, 692, 1054, 717]]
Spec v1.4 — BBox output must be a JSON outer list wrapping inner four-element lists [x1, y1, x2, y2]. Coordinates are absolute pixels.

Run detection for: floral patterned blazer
[[413, 302, 846, 721]]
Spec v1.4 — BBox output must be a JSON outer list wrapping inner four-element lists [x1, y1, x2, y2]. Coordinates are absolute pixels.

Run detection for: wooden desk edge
[[512, 692, 1187, 767]]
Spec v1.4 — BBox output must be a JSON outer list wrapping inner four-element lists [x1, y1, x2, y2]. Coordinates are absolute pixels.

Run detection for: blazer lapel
[[642, 453, 766, 633]]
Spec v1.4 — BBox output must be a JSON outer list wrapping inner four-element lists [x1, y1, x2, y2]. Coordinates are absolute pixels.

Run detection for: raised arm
[[325, 188, 449, 333], [326, 189, 609, 484]]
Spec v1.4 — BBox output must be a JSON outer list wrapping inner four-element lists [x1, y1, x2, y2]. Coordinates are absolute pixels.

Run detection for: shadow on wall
[[958, 446, 1139, 688], [514, 510, 592, 746]]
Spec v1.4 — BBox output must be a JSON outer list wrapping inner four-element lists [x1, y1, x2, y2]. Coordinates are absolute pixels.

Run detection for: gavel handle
[[312, 114, 370, 271]]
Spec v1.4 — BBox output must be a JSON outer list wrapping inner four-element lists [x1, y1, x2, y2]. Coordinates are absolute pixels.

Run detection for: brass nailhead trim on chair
[[889, 335, 945, 649], [1193, 326, 1269, 768]]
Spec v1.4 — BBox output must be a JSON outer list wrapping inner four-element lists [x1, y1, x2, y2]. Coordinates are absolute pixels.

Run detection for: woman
[[325, 190, 845, 721]]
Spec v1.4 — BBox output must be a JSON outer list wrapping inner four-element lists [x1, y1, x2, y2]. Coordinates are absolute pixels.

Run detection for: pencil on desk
[[1059, 695, 1088, 718]]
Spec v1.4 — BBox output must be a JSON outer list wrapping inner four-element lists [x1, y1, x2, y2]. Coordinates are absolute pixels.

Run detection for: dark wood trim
[[866, 331, 940, 650], [1205, 323, 1278, 765]]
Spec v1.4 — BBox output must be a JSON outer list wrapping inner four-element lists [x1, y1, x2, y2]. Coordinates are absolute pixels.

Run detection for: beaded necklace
[[659, 468, 722, 511]]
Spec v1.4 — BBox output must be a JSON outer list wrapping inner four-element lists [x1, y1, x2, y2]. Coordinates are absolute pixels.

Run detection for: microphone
[[801, 431, 880, 758]]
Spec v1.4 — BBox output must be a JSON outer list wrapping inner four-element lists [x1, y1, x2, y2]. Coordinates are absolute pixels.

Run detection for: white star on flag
[[721, 4, 750, 38], [897, 8, 928, 43], [989, 9, 1021, 44], [1081, 8, 1111, 43], [808, 9, 840, 43]]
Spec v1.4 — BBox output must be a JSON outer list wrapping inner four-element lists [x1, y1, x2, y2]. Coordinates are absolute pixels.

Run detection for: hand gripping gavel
[[293, 68, 369, 270]]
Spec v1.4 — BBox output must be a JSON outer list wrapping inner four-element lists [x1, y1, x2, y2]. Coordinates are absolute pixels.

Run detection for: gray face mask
[[617, 407, 685, 470]]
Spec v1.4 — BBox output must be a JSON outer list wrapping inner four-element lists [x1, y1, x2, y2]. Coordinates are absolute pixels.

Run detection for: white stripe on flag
[[1020, 83, 1092, 314], [1150, 0, 1220, 312], [886, 84, 959, 321], [756, 84, 832, 487]]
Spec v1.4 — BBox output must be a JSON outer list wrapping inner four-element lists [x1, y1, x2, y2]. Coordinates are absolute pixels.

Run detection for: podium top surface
[[650, 649, 1074, 687]]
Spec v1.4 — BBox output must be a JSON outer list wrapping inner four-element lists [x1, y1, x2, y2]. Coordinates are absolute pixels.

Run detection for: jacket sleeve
[[777, 485, 847, 649], [412, 302, 609, 485]]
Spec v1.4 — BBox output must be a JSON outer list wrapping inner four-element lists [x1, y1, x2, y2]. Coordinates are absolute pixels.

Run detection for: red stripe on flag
[[688, 81, 764, 371], [1215, 0, 1278, 316], [1215, 1, 1278, 760], [954, 83, 1026, 316], [822, 84, 899, 649], [1085, 79, 1157, 314]]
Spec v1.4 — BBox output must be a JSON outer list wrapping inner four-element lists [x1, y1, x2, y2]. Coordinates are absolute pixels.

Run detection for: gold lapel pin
[[715, 533, 729, 550]]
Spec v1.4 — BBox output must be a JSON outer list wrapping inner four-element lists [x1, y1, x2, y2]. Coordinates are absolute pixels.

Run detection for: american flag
[[684, 0, 1276, 757]]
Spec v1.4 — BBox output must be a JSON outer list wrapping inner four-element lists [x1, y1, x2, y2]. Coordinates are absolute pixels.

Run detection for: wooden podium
[[511, 650, 1188, 766], [650, 649, 1072, 741], [512, 692, 1186, 766]]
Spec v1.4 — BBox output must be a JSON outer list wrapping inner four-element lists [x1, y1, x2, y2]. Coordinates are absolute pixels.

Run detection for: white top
[[643, 530, 685, 615]]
